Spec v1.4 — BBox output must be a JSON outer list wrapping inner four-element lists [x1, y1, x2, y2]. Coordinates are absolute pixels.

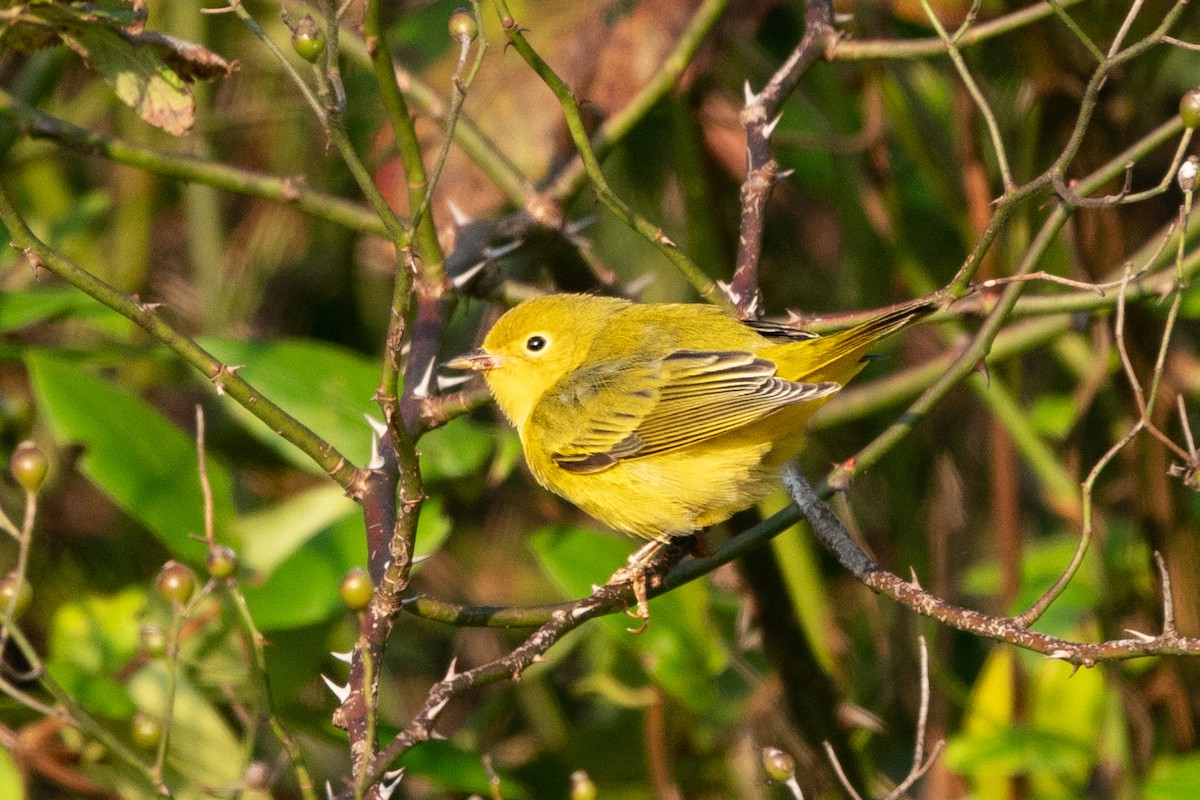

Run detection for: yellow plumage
[[450, 293, 933, 540]]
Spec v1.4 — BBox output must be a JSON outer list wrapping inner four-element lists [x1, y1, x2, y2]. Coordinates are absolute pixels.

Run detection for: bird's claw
[[624, 570, 650, 634]]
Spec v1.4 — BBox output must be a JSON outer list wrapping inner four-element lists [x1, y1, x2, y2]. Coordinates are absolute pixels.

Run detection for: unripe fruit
[[761, 747, 796, 783], [10, 440, 48, 493], [0, 573, 32, 618], [130, 712, 161, 749], [156, 561, 195, 605], [206, 545, 239, 580], [1180, 88, 1200, 129], [448, 8, 478, 43], [340, 567, 372, 611], [292, 16, 326, 63]]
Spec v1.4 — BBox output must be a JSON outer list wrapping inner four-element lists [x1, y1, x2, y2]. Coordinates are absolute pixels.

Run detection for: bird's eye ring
[[525, 335, 547, 353]]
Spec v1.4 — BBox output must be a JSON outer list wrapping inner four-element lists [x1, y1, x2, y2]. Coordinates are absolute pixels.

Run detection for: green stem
[[0, 188, 360, 489], [834, 0, 1089, 60], [0, 89, 387, 235], [493, 0, 720, 303], [226, 585, 319, 800], [546, 0, 731, 204], [364, 0, 444, 276]]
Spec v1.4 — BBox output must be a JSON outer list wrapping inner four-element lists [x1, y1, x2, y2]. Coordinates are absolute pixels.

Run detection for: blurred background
[[2, 0, 1200, 797]]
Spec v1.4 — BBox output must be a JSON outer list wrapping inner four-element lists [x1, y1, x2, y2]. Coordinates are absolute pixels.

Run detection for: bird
[[448, 293, 934, 625]]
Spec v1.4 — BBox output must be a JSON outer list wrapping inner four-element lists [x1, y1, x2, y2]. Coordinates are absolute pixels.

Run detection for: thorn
[[715, 279, 737, 305], [446, 199, 472, 227], [775, 167, 796, 181], [762, 112, 784, 139], [444, 656, 460, 681], [330, 649, 354, 663], [1045, 649, 1073, 661], [368, 429, 385, 470], [379, 768, 405, 800], [320, 674, 351, 703], [325, 780, 336, 800], [483, 239, 523, 261], [571, 603, 598, 619], [411, 553, 431, 565], [400, 594, 419, 606], [364, 414, 388, 437], [436, 372, 474, 392], [400, 342, 411, 357], [450, 258, 490, 289], [908, 567, 922, 589], [427, 696, 450, 719], [975, 358, 991, 387], [743, 79, 756, 106], [1124, 628, 1157, 643], [530, 653, 545, 664], [409, 357, 436, 399], [834, 11, 854, 24], [429, 728, 448, 740]]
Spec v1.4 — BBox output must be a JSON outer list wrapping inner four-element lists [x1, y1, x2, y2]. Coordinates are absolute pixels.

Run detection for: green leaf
[[200, 336, 494, 480], [199, 337, 379, 472], [1030, 393, 1080, 441], [57, 23, 195, 136], [418, 416, 495, 482], [397, 739, 529, 798], [238, 494, 449, 629], [0, 286, 124, 332], [529, 526, 726, 713], [26, 350, 235, 562], [234, 484, 358, 576], [46, 587, 145, 718], [1145, 754, 1200, 800], [0, 746, 23, 800], [945, 727, 1093, 775]]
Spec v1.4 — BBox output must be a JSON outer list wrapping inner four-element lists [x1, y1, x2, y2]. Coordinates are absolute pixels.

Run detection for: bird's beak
[[445, 349, 503, 371]]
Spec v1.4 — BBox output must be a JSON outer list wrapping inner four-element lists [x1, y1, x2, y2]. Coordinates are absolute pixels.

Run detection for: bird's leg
[[611, 539, 664, 633]]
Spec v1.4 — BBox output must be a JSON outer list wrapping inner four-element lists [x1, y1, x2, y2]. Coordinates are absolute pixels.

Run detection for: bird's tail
[[773, 298, 937, 385]]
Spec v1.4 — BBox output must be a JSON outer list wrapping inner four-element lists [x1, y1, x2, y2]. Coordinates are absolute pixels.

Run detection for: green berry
[[156, 561, 195, 606], [340, 567, 373, 611], [206, 544, 239, 580], [1181, 88, 1200, 129], [130, 712, 161, 749], [10, 440, 48, 493], [761, 747, 795, 783], [292, 16, 326, 63], [448, 8, 478, 43], [0, 573, 32, 619]]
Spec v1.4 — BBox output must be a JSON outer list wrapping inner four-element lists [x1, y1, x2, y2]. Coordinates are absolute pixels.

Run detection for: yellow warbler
[[449, 293, 934, 542]]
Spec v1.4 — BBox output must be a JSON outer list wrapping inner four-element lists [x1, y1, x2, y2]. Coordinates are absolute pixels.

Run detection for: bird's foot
[[611, 540, 663, 634]]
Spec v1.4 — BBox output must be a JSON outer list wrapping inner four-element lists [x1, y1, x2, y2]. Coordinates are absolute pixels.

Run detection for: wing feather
[[533, 349, 838, 474]]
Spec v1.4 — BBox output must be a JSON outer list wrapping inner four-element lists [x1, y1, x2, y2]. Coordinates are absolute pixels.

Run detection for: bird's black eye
[[525, 335, 547, 353]]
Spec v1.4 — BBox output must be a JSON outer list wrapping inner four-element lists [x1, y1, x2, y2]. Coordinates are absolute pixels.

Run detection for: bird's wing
[[535, 350, 839, 474]]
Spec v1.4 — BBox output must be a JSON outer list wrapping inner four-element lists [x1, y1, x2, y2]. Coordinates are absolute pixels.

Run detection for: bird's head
[[447, 294, 630, 428]]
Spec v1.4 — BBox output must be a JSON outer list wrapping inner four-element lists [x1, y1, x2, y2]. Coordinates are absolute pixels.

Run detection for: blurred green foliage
[[2, 0, 1200, 799]]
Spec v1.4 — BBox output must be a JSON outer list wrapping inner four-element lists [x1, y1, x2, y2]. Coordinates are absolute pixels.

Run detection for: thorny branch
[[728, 0, 838, 317]]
